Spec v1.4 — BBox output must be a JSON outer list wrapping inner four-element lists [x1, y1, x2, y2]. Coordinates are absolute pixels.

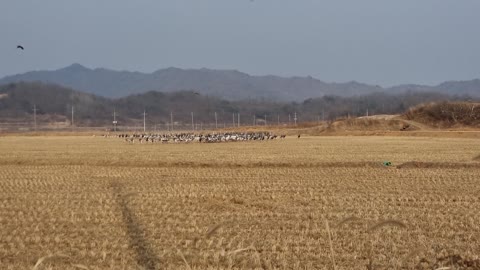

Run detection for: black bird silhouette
[[17, 45, 24, 50], [194, 92, 200, 95]]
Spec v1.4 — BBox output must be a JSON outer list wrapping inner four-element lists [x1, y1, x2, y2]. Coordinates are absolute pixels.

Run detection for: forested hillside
[[0, 82, 474, 128]]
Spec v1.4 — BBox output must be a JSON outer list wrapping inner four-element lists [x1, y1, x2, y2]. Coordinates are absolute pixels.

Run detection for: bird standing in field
[[17, 45, 24, 50]]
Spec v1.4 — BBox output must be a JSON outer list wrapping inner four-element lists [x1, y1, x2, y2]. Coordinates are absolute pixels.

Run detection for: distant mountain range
[[0, 64, 479, 101]]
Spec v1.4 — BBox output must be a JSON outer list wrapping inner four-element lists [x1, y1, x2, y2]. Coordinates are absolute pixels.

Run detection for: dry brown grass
[[405, 101, 480, 128], [323, 217, 337, 270], [367, 220, 406, 232], [205, 224, 223, 238], [335, 216, 363, 228], [32, 254, 70, 270], [0, 135, 479, 269]]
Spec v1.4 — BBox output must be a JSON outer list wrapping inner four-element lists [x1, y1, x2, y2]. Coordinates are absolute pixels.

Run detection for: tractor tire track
[[110, 181, 161, 270]]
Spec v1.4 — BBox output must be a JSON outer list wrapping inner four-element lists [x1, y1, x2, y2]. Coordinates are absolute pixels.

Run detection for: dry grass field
[[0, 135, 479, 269]]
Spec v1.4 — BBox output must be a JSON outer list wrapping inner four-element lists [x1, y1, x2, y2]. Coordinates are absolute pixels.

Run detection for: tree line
[[0, 82, 475, 127]]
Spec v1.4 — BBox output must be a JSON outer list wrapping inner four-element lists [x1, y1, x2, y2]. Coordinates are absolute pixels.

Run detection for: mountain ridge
[[1, 64, 479, 101]]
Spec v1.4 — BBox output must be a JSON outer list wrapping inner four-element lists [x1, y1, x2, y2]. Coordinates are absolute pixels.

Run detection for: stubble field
[[0, 135, 479, 269]]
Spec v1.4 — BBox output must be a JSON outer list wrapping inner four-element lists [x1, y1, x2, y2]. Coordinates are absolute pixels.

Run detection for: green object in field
[[383, 161, 392, 166]]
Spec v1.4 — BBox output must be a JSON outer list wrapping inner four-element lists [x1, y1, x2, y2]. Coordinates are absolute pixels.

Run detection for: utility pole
[[170, 111, 174, 132], [33, 104, 37, 132], [191, 112, 194, 131], [366, 108, 369, 117], [277, 114, 280, 126], [288, 114, 291, 125], [237, 113, 240, 127], [71, 105, 74, 131], [142, 110, 147, 132], [253, 115, 256, 126], [214, 112, 218, 129], [232, 113, 235, 128], [294, 112, 297, 126], [113, 108, 117, 132], [322, 109, 325, 122], [264, 114, 267, 126]]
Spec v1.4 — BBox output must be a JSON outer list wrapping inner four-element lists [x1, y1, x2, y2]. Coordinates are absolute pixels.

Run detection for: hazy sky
[[1, 0, 480, 86]]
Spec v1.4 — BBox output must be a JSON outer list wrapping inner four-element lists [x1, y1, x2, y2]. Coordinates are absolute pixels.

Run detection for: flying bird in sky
[[17, 45, 24, 50]]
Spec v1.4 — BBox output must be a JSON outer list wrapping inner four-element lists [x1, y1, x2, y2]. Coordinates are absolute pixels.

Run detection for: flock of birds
[[114, 132, 290, 144]]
